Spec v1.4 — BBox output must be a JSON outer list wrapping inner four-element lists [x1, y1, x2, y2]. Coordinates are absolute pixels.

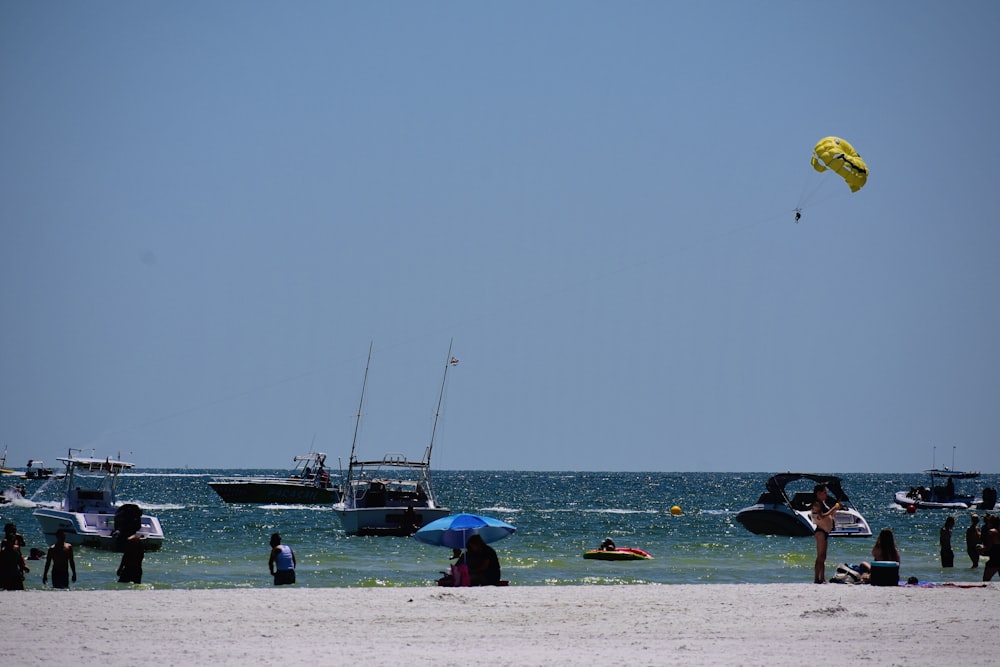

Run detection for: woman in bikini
[[811, 484, 841, 584]]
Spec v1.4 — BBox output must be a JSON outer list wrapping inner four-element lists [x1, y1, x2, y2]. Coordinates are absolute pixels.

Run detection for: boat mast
[[425, 338, 455, 466], [348, 342, 373, 468]]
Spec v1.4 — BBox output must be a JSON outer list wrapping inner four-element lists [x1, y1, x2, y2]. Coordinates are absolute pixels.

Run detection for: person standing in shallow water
[[116, 532, 145, 584], [43, 529, 76, 589], [811, 484, 840, 584], [940, 516, 955, 568], [966, 514, 981, 568], [268, 533, 296, 585]]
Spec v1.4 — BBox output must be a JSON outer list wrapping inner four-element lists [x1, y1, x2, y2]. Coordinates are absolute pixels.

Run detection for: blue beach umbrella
[[413, 513, 516, 549]]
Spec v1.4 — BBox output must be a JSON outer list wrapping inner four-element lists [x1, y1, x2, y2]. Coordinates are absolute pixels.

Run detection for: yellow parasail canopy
[[810, 136, 868, 192]]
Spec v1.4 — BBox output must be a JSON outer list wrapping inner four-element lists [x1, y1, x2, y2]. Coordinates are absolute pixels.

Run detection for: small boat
[[208, 452, 341, 504], [583, 547, 653, 561], [332, 343, 452, 536], [21, 460, 56, 480], [32, 451, 165, 551], [0, 447, 17, 476], [736, 473, 872, 538], [894, 469, 997, 510]]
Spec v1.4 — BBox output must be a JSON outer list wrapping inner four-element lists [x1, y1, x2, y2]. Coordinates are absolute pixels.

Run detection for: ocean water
[[3, 470, 996, 589]]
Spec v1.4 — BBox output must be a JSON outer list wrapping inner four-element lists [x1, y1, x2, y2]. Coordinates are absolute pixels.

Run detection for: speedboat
[[332, 343, 452, 536], [894, 469, 997, 510], [32, 452, 164, 551], [736, 473, 872, 538], [209, 452, 341, 504]]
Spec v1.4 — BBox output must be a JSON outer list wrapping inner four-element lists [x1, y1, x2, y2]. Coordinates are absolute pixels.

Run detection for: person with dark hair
[[268, 533, 296, 585], [0, 527, 29, 590], [43, 529, 76, 589], [810, 484, 841, 584], [982, 515, 999, 582], [940, 516, 955, 567], [116, 530, 145, 584], [466, 534, 501, 586], [872, 527, 901, 563], [966, 514, 981, 568]]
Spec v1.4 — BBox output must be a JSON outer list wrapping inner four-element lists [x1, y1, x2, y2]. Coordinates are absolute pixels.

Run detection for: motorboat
[[735, 473, 872, 538], [32, 452, 164, 551], [208, 452, 341, 504], [894, 469, 997, 510], [21, 459, 56, 480], [0, 447, 16, 476], [332, 343, 452, 536]]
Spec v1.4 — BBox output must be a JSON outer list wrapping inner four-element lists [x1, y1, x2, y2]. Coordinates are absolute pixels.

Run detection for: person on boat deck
[[268, 533, 296, 585], [871, 527, 901, 563], [940, 516, 955, 568], [811, 484, 841, 584], [43, 528, 76, 589], [466, 534, 501, 586], [599, 537, 616, 551], [966, 514, 981, 568]]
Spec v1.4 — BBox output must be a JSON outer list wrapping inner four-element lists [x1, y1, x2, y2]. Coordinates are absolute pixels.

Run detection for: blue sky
[[1, 2, 997, 472]]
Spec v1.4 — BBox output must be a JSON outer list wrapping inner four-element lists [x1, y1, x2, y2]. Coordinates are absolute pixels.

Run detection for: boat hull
[[333, 506, 451, 536], [893, 491, 979, 510], [209, 480, 340, 504], [34, 508, 165, 552], [735, 505, 872, 538], [583, 548, 652, 561]]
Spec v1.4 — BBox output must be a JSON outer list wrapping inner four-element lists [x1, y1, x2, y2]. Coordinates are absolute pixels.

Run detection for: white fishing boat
[[32, 451, 164, 551], [894, 469, 997, 510], [332, 343, 453, 536], [893, 448, 997, 510]]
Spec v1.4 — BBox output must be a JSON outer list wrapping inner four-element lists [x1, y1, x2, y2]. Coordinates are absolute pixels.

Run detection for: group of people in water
[[0, 520, 144, 590], [812, 483, 1000, 584]]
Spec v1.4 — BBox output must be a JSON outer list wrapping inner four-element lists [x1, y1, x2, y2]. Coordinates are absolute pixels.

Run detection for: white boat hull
[[34, 508, 164, 551], [333, 506, 450, 536]]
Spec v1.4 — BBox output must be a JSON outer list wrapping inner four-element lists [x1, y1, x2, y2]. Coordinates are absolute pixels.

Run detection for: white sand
[[4, 584, 996, 666]]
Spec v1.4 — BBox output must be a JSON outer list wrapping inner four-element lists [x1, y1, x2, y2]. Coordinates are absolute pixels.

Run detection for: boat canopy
[[57, 457, 135, 474], [763, 473, 851, 503]]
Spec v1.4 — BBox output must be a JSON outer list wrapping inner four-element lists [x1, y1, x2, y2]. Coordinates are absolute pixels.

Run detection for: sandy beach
[[4, 583, 996, 666]]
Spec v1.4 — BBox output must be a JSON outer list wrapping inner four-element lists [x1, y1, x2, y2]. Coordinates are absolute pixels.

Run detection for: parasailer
[[810, 136, 868, 193]]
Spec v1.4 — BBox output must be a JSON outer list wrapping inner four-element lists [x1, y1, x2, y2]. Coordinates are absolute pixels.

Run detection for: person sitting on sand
[[871, 527, 900, 563], [466, 534, 501, 586]]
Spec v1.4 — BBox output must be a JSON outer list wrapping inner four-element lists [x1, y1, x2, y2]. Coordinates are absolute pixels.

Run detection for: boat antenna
[[952, 445, 956, 471], [348, 342, 373, 465], [426, 338, 455, 465]]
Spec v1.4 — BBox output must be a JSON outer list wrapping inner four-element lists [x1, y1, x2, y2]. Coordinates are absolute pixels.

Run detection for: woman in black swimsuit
[[811, 484, 841, 584]]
